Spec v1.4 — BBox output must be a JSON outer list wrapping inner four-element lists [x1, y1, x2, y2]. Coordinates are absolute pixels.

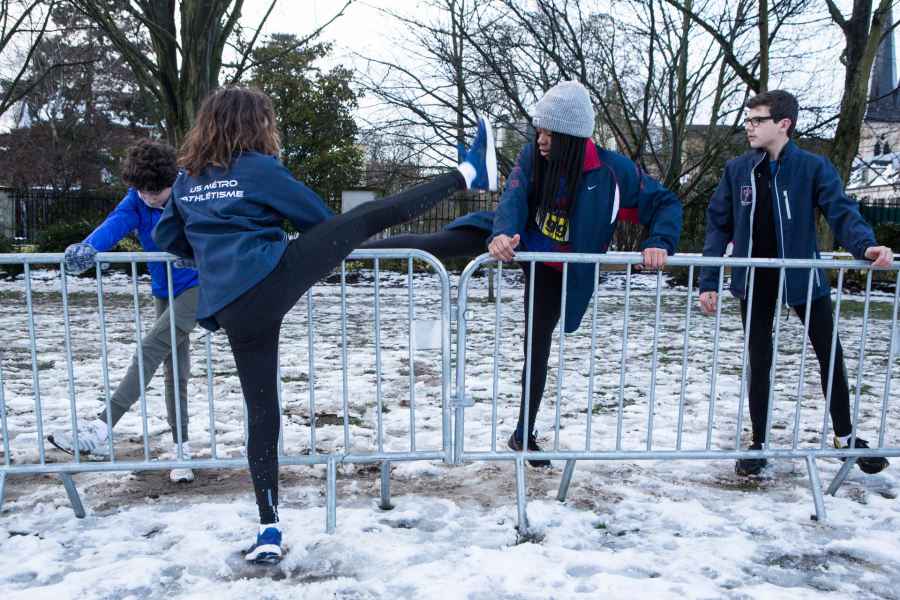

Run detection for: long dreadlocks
[[529, 131, 587, 228]]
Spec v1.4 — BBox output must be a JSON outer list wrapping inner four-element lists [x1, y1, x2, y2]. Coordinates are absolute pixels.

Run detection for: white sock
[[456, 162, 476, 188], [835, 434, 851, 447], [259, 522, 281, 535], [92, 420, 109, 442], [173, 441, 190, 459]]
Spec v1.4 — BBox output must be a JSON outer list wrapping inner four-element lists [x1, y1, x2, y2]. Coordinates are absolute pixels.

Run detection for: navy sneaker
[[244, 525, 282, 564], [834, 436, 889, 475], [461, 116, 498, 191], [507, 432, 551, 468], [735, 442, 767, 476]]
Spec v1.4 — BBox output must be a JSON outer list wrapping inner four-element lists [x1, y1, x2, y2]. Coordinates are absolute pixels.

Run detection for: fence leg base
[[0, 472, 6, 513], [806, 456, 826, 522], [515, 458, 528, 534], [59, 473, 85, 519], [326, 460, 337, 534], [556, 459, 577, 502], [825, 458, 857, 496], [380, 461, 392, 510]]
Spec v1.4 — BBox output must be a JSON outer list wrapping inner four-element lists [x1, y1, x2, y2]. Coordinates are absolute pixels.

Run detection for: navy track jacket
[[700, 139, 878, 306], [84, 189, 199, 299], [152, 152, 335, 330], [452, 140, 682, 333]]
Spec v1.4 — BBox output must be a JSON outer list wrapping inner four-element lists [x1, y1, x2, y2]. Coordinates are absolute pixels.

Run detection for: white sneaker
[[48, 419, 108, 456], [170, 443, 193, 483]]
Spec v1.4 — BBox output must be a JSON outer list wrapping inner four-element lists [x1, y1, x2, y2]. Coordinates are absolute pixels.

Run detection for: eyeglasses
[[742, 116, 777, 128]]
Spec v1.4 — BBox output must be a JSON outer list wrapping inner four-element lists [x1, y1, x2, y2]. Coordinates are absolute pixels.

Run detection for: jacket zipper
[[772, 161, 789, 302], [783, 190, 792, 219], [746, 152, 767, 294]]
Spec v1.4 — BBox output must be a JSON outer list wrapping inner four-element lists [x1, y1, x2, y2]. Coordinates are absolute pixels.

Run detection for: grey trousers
[[98, 285, 199, 443]]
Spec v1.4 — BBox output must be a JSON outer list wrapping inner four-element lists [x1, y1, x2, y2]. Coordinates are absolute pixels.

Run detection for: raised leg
[[806, 455, 826, 522], [326, 459, 337, 534], [380, 461, 392, 510], [515, 457, 528, 534], [556, 459, 577, 502], [825, 457, 857, 496], [59, 472, 86, 519]]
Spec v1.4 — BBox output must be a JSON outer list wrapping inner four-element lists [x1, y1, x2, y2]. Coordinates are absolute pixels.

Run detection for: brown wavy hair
[[179, 86, 281, 176]]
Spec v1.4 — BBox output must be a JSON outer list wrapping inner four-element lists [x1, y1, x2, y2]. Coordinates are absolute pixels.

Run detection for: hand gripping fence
[[454, 252, 900, 532], [0, 249, 452, 533]]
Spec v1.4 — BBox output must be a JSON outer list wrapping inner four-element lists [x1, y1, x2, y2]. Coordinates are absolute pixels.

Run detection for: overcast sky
[[239, 0, 423, 68]]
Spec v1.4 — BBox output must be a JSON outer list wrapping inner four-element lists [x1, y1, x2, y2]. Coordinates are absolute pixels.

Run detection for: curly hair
[[121, 139, 179, 192], [179, 86, 280, 176]]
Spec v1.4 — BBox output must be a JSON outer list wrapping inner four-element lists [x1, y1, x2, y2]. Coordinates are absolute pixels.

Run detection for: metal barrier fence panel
[[0, 249, 451, 533], [454, 253, 900, 532]]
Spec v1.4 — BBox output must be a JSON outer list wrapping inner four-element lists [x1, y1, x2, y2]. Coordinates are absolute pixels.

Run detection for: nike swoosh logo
[[588, 185, 597, 190]]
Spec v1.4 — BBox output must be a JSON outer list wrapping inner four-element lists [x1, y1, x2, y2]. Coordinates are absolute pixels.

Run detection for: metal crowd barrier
[[454, 252, 900, 531], [0, 250, 452, 533]]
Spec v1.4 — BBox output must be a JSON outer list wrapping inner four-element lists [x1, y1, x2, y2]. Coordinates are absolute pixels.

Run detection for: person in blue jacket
[[47, 139, 199, 484], [151, 86, 497, 564], [699, 90, 893, 476], [365, 81, 683, 467]]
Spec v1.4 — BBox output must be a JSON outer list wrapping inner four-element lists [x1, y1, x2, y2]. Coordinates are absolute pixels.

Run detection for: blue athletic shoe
[[244, 525, 283, 564], [461, 116, 498, 191]]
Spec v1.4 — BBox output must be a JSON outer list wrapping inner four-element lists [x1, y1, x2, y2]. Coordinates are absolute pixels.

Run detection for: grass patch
[[281, 374, 309, 383]]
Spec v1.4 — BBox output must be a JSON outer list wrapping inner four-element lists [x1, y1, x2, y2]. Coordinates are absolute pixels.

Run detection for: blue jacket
[[152, 152, 335, 331], [83, 189, 199, 299], [700, 139, 877, 305], [485, 140, 682, 333]]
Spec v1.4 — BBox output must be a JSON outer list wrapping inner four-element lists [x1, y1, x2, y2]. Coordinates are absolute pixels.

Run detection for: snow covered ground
[[1, 266, 899, 599]]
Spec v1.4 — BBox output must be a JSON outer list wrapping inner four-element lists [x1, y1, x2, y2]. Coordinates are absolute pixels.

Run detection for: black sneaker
[[735, 442, 767, 476], [834, 436, 889, 475], [507, 433, 552, 468]]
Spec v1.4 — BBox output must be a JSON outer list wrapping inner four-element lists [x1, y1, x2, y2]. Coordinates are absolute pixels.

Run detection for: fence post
[[0, 187, 13, 238]]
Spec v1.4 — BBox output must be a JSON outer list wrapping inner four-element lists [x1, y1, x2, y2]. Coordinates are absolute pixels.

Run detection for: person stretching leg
[[153, 86, 497, 563]]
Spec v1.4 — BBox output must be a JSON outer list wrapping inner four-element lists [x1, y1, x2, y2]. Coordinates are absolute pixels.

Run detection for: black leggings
[[358, 226, 489, 259], [740, 283, 852, 444], [214, 171, 465, 525], [517, 262, 563, 435]]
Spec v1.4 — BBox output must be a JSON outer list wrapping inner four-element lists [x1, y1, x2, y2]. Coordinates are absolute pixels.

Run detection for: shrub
[[0, 229, 19, 277], [874, 221, 900, 251], [35, 218, 103, 254]]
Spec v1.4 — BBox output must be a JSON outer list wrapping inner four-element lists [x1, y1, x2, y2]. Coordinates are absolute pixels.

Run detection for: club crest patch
[[740, 186, 752, 206]]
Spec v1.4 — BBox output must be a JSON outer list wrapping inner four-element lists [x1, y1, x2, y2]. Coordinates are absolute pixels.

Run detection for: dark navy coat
[[700, 139, 878, 306], [153, 152, 335, 330], [84, 189, 199, 299], [469, 140, 682, 333]]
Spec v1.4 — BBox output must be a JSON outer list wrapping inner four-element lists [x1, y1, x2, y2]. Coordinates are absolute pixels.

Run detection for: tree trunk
[[758, 0, 768, 91], [824, 0, 891, 251]]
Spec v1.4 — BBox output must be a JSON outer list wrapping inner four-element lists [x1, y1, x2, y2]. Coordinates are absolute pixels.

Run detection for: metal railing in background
[[0, 249, 452, 533], [454, 253, 900, 532]]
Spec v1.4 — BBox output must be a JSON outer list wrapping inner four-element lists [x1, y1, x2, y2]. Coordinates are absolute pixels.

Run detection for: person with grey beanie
[[361, 81, 683, 466]]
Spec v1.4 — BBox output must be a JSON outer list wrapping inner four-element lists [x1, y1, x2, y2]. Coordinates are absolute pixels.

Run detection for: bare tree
[[70, 0, 352, 143], [0, 0, 97, 120]]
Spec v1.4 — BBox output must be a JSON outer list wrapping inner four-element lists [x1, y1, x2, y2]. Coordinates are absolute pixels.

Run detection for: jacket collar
[[583, 139, 600, 172], [751, 137, 796, 163]]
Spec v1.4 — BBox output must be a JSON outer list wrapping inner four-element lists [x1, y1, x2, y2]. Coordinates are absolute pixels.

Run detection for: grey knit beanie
[[532, 81, 595, 139]]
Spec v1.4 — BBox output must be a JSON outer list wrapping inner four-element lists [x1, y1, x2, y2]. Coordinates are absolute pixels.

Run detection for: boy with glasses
[[700, 90, 892, 476]]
